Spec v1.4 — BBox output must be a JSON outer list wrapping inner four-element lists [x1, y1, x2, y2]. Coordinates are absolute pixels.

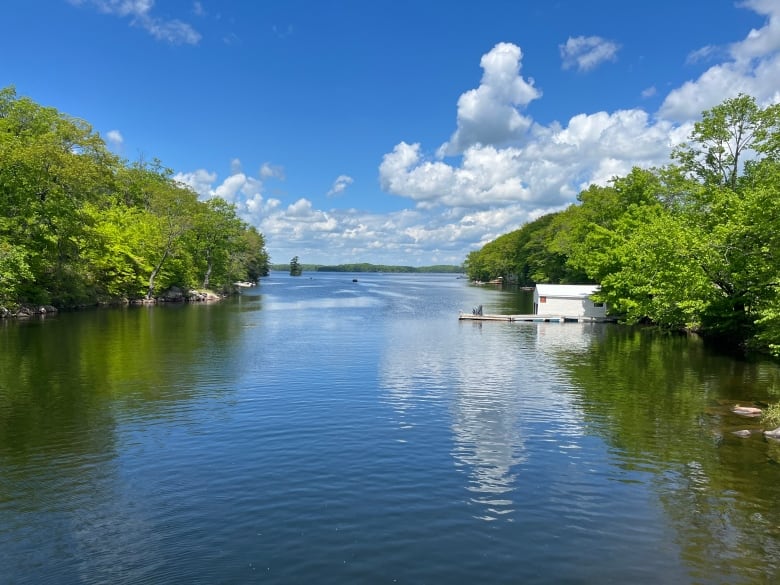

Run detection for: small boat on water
[[234, 281, 256, 288]]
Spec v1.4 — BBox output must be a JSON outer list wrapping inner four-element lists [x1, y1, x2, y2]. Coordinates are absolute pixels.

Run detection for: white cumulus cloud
[[660, 0, 780, 120], [260, 162, 285, 180], [105, 129, 123, 149], [175, 2, 780, 267], [559, 35, 620, 72], [69, 0, 201, 45], [438, 42, 541, 157], [327, 174, 354, 197], [381, 107, 675, 211]]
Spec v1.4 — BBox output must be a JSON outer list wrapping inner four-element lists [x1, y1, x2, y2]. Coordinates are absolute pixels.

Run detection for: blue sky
[[3, 1, 778, 266]]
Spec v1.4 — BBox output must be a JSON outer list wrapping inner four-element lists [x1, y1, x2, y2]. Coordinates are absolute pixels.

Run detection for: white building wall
[[534, 284, 607, 318], [538, 297, 583, 316]]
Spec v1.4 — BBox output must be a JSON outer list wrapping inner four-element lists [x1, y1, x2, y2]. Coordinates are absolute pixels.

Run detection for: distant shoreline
[[268, 263, 464, 274]]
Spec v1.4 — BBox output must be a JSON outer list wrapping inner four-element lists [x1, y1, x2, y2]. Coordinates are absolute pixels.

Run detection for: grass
[[762, 403, 780, 428]]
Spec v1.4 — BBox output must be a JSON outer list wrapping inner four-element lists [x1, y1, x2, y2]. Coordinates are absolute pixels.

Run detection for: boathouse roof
[[535, 284, 600, 299]]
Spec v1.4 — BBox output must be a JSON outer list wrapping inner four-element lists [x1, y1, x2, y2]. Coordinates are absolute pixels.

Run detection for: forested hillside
[[464, 95, 780, 355], [0, 87, 269, 309]]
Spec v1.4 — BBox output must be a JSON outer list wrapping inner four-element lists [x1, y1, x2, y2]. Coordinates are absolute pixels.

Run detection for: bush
[[762, 403, 780, 428]]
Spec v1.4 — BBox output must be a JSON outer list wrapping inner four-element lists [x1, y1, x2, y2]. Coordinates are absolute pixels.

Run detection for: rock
[[764, 427, 780, 439], [732, 429, 752, 438], [731, 405, 763, 417], [187, 290, 222, 302], [159, 286, 185, 302]]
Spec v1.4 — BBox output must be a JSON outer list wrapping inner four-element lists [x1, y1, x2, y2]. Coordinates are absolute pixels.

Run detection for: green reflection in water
[[552, 325, 780, 583], [0, 300, 251, 465]]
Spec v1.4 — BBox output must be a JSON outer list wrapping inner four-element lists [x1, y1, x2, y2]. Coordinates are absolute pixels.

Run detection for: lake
[[2, 272, 780, 584]]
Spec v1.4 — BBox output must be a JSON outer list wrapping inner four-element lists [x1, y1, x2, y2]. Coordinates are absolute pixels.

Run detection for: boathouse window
[[539, 296, 546, 303], [593, 302, 604, 308]]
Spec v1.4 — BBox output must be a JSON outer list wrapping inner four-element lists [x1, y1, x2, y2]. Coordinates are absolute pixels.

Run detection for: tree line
[[268, 262, 464, 273], [464, 95, 780, 355], [315, 263, 463, 273], [0, 87, 269, 309]]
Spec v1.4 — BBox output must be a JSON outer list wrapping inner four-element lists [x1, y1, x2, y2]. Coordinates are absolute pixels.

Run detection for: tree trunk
[[146, 248, 170, 300], [202, 249, 212, 289]]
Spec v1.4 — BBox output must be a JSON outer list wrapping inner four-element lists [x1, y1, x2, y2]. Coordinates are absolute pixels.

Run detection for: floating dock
[[458, 313, 613, 323]]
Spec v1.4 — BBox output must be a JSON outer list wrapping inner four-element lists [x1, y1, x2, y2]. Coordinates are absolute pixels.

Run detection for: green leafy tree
[[188, 197, 246, 289], [79, 203, 149, 300], [0, 86, 271, 307], [289, 256, 302, 276], [579, 205, 715, 328], [671, 93, 780, 189], [125, 162, 199, 299], [0, 238, 32, 305], [0, 86, 118, 304], [237, 226, 269, 281]]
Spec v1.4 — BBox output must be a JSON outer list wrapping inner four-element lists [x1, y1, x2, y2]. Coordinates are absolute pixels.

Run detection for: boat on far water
[[234, 281, 256, 288]]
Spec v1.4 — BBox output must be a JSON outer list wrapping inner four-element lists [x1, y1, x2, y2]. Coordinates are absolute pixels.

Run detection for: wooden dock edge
[[458, 313, 614, 323]]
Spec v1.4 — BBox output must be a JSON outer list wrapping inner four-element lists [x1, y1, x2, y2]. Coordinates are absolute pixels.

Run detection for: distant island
[[268, 263, 464, 273]]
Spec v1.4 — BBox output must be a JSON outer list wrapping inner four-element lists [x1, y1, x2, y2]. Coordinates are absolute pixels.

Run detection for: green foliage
[[583, 205, 715, 328], [464, 95, 780, 355], [464, 212, 588, 284], [671, 94, 779, 189], [289, 256, 302, 276], [762, 403, 780, 428], [0, 238, 32, 305], [0, 87, 269, 307]]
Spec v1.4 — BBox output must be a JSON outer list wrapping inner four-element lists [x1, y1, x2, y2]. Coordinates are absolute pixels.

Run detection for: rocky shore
[[1, 286, 226, 318]]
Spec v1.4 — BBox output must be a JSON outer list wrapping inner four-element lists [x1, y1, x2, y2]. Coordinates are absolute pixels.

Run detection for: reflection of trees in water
[[658, 459, 780, 583], [0, 303, 246, 581], [553, 325, 780, 582], [0, 303, 245, 463]]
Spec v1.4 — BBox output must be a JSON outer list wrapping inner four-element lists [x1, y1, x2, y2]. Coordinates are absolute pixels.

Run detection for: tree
[[125, 162, 199, 299], [460, 94, 780, 354], [188, 197, 246, 289], [671, 94, 780, 189], [0, 238, 32, 305], [0, 86, 271, 307], [0, 86, 119, 304], [79, 203, 149, 300], [289, 256, 302, 276], [237, 226, 269, 281], [578, 205, 715, 329]]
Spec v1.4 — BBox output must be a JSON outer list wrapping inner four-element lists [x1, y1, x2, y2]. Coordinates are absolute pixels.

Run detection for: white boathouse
[[533, 284, 607, 319]]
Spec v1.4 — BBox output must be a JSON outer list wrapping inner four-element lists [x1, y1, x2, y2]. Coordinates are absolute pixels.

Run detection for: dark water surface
[[2, 273, 780, 584]]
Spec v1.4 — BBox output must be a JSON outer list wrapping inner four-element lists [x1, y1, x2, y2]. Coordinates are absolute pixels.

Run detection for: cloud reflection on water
[[379, 319, 592, 521]]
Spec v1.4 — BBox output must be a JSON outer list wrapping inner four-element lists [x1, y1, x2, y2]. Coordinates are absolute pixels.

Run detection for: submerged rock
[[764, 427, 780, 439], [731, 405, 763, 417], [732, 429, 752, 438]]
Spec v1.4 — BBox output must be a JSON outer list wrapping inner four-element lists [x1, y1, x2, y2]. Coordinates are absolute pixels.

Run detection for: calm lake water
[[3, 272, 780, 584]]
